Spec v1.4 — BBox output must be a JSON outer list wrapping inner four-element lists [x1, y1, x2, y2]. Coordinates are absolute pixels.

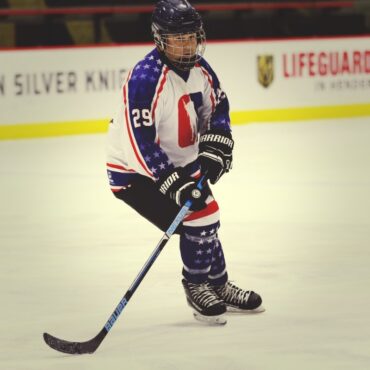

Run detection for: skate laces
[[216, 281, 251, 305], [187, 282, 223, 308]]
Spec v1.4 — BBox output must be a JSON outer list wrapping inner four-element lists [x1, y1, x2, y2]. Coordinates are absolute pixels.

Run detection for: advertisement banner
[[1, 36, 369, 138]]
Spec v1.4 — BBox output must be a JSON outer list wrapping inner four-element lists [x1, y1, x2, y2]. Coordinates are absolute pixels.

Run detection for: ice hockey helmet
[[152, 0, 206, 70], [152, 0, 203, 34]]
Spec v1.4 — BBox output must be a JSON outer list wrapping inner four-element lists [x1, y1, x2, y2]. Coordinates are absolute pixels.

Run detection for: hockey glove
[[157, 168, 210, 211], [198, 129, 234, 184]]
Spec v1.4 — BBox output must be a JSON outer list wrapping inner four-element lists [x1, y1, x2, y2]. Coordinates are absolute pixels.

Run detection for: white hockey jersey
[[106, 48, 231, 192]]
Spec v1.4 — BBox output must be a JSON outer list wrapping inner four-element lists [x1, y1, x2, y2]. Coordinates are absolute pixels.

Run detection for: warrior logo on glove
[[200, 133, 234, 149], [157, 168, 211, 211], [198, 129, 234, 184]]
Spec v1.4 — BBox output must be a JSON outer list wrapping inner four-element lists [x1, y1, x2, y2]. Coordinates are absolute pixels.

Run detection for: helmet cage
[[152, 23, 206, 71]]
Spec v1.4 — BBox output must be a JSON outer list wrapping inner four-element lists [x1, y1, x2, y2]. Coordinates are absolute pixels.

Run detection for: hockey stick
[[43, 174, 208, 355]]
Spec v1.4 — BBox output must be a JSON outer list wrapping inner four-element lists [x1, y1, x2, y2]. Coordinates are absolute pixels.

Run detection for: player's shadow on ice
[[167, 321, 222, 328]]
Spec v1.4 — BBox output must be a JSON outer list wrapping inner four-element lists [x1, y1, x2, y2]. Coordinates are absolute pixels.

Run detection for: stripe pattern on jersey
[[124, 51, 174, 180], [106, 162, 136, 192], [124, 69, 153, 177], [198, 58, 231, 132]]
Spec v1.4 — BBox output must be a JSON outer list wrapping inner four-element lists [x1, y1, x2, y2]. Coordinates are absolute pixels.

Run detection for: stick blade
[[43, 329, 106, 355]]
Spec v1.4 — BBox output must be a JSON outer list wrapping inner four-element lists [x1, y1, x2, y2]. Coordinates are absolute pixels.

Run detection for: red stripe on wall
[[2, 35, 370, 52], [0, 2, 355, 17]]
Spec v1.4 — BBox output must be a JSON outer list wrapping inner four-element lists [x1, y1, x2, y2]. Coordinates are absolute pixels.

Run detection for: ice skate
[[212, 281, 265, 313], [182, 279, 227, 325]]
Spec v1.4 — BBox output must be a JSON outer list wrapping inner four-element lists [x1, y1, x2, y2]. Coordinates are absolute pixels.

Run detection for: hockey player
[[106, 0, 264, 324]]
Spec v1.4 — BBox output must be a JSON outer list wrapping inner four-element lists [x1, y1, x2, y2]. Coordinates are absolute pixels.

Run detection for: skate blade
[[226, 305, 266, 314], [193, 312, 227, 325]]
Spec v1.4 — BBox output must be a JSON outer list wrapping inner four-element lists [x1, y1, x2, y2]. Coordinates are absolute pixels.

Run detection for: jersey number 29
[[132, 109, 152, 127]]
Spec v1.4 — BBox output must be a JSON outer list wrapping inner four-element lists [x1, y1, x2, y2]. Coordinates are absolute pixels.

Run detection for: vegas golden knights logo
[[257, 55, 274, 88]]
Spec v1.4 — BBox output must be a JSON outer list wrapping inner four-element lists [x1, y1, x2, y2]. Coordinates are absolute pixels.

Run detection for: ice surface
[[1, 117, 369, 370]]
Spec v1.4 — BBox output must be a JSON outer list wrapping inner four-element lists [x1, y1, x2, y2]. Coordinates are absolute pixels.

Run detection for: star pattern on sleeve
[[128, 50, 174, 180], [130, 51, 165, 90]]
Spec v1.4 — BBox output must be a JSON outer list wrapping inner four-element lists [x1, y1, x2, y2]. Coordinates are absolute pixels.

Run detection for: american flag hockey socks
[[180, 222, 228, 285]]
